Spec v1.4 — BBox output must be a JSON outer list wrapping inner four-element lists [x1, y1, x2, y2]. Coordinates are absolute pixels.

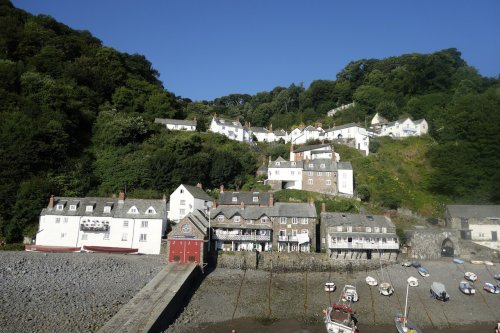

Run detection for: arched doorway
[[441, 238, 454, 257]]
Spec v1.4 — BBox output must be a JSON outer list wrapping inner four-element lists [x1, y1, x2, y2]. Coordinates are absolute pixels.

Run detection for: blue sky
[[12, 0, 500, 101]]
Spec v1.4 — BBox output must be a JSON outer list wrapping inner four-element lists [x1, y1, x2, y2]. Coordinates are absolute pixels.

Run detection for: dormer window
[[128, 206, 138, 214], [309, 163, 313, 168], [86, 205, 94, 212], [69, 205, 77, 211], [291, 162, 296, 166], [217, 215, 224, 222], [234, 216, 240, 223], [232, 197, 238, 202], [252, 196, 258, 202], [56, 204, 64, 211], [146, 207, 156, 214], [103, 206, 111, 214], [320, 164, 325, 168]]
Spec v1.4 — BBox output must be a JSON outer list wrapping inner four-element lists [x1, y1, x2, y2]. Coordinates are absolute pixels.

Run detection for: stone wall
[[406, 229, 460, 260], [215, 251, 394, 273]]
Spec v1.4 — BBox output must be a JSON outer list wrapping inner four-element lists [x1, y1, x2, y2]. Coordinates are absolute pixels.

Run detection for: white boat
[[341, 284, 359, 303], [365, 276, 378, 286], [464, 271, 477, 282], [417, 267, 429, 277], [401, 261, 412, 267], [483, 282, 500, 294], [453, 258, 465, 264], [324, 303, 359, 333], [395, 278, 422, 333], [379, 282, 394, 296], [430, 282, 450, 301], [459, 280, 476, 295], [407, 276, 419, 287], [484, 261, 494, 266], [494, 274, 500, 281], [325, 282, 336, 292], [471, 260, 484, 265]]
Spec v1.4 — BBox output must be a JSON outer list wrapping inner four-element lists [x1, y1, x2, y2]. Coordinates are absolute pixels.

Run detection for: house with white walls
[[36, 193, 167, 254], [290, 143, 337, 161], [168, 184, 213, 223], [289, 125, 325, 144], [154, 118, 197, 131], [337, 162, 354, 196], [209, 116, 252, 142], [324, 123, 370, 156], [267, 157, 304, 190], [378, 117, 428, 138]]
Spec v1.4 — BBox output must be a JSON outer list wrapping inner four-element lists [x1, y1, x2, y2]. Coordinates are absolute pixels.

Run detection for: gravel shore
[[0, 251, 165, 333], [1, 251, 499, 333]]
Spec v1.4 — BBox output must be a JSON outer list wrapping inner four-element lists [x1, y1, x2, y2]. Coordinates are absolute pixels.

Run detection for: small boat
[[407, 276, 419, 287], [483, 282, 500, 294], [324, 303, 359, 333], [401, 261, 412, 267], [484, 261, 494, 266], [494, 274, 500, 281], [325, 282, 336, 292], [379, 282, 394, 296], [83, 245, 138, 254], [395, 313, 422, 333], [25, 244, 82, 253], [471, 260, 484, 265], [464, 271, 477, 282], [459, 280, 476, 295], [365, 276, 378, 286], [417, 267, 429, 277], [430, 282, 450, 301], [341, 284, 359, 303], [411, 261, 421, 268], [453, 258, 465, 264]]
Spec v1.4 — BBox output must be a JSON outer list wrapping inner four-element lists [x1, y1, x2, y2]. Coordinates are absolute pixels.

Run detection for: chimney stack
[[269, 193, 274, 207], [220, 184, 224, 193], [48, 195, 54, 209], [309, 197, 315, 206], [240, 201, 245, 210], [213, 200, 217, 209], [163, 193, 168, 202], [118, 191, 125, 204], [196, 183, 202, 189], [321, 202, 326, 213]]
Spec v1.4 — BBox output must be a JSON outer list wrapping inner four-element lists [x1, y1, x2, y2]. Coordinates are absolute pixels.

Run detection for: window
[[180, 200, 186, 205], [292, 217, 298, 224], [275, 170, 279, 175], [291, 162, 296, 166], [291, 171, 294, 175], [320, 164, 325, 168], [139, 234, 147, 242], [308, 163, 313, 168], [347, 226, 352, 232], [337, 226, 342, 232], [253, 196, 258, 202], [326, 180, 331, 185], [366, 227, 372, 232], [280, 217, 287, 224], [103, 206, 111, 213], [122, 233, 128, 241], [232, 197, 237, 202], [301, 229, 309, 234], [275, 162, 280, 166], [301, 218, 308, 224], [308, 179, 313, 185], [60, 233, 66, 238], [234, 216, 240, 223], [128, 206, 138, 214], [141, 220, 148, 228], [308, 171, 313, 176], [69, 205, 77, 211], [56, 204, 64, 211], [180, 209, 185, 215], [63, 217, 68, 223], [261, 217, 268, 223], [180, 189, 184, 193], [326, 172, 331, 177], [382, 227, 387, 233], [86, 205, 93, 212], [317, 172, 323, 176], [81, 234, 88, 240], [123, 220, 129, 227], [247, 219, 254, 224], [55, 217, 61, 224], [146, 207, 156, 214], [103, 232, 110, 240], [374, 227, 380, 233], [217, 215, 224, 222]]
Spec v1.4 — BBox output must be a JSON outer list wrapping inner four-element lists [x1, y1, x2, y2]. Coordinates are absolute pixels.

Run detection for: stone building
[[404, 228, 460, 260]]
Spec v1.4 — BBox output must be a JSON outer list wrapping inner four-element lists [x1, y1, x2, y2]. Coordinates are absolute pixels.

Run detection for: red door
[[168, 239, 201, 263]]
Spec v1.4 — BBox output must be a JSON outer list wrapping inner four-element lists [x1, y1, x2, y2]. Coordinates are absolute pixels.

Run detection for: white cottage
[[154, 118, 197, 131], [209, 116, 252, 142], [324, 123, 370, 156], [168, 184, 213, 223]]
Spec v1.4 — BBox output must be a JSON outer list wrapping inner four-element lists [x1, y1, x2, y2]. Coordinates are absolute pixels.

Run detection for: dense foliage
[[1, 1, 499, 242]]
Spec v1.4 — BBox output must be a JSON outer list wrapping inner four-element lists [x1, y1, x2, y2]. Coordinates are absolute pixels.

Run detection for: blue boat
[[453, 258, 465, 264]]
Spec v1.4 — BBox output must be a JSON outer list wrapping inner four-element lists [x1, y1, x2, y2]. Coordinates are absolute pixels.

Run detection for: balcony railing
[[278, 235, 299, 242], [213, 233, 271, 242], [329, 242, 399, 250]]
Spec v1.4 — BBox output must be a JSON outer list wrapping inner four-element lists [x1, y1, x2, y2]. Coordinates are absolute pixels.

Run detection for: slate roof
[[325, 123, 362, 132], [250, 127, 269, 133], [273, 202, 317, 218], [182, 185, 213, 201], [273, 129, 287, 136], [218, 191, 271, 206], [211, 202, 317, 221], [302, 159, 337, 171], [293, 143, 331, 153], [268, 159, 304, 168], [154, 118, 196, 126], [337, 162, 353, 170], [321, 212, 394, 229], [41, 196, 166, 219], [446, 205, 500, 219], [185, 209, 209, 231], [213, 117, 243, 128]]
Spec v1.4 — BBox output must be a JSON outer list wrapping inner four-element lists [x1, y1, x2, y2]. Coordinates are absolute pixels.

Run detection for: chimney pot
[[213, 200, 217, 209], [240, 201, 245, 209], [269, 193, 274, 207], [321, 202, 326, 213], [118, 191, 125, 203], [220, 185, 224, 193], [196, 183, 202, 189], [48, 195, 55, 209]]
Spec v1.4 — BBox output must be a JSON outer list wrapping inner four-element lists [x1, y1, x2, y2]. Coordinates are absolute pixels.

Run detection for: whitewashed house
[[209, 116, 252, 142], [36, 193, 167, 254], [289, 125, 324, 144], [168, 184, 213, 223], [337, 162, 354, 196], [267, 157, 304, 190], [250, 127, 275, 142], [154, 118, 197, 131], [324, 123, 370, 156], [378, 117, 428, 138], [290, 143, 338, 162]]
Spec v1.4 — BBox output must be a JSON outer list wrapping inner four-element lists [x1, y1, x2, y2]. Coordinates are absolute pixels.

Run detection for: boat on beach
[[407, 276, 419, 287], [25, 244, 82, 252], [417, 267, 429, 277], [82, 245, 138, 254], [494, 274, 500, 281], [395, 277, 422, 333], [341, 284, 359, 303], [459, 280, 476, 295], [464, 271, 477, 282], [365, 276, 378, 286], [483, 282, 500, 294], [430, 282, 450, 301], [323, 303, 359, 333], [453, 258, 465, 264], [471, 260, 484, 265], [379, 282, 394, 296]]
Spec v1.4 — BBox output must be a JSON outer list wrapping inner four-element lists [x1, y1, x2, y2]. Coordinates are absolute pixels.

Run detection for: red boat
[[83, 245, 138, 254], [25, 244, 82, 252]]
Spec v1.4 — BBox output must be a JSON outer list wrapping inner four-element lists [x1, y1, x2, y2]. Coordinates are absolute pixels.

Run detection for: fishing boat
[[379, 282, 394, 296], [395, 278, 422, 333], [464, 271, 477, 282], [484, 261, 494, 266], [401, 261, 412, 267], [471, 260, 484, 265], [25, 244, 82, 253], [341, 284, 359, 303], [459, 280, 475, 295], [407, 276, 419, 287], [417, 267, 429, 277], [430, 282, 450, 301], [82, 245, 138, 254], [411, 261, 421, 268], [483, 282, 500, 294], [494, 274, 500, 281], [453, 258, 465, 264], [365, 276, 378, 286], [325, 282, 336, 292], [323, 303, 359, 333]]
